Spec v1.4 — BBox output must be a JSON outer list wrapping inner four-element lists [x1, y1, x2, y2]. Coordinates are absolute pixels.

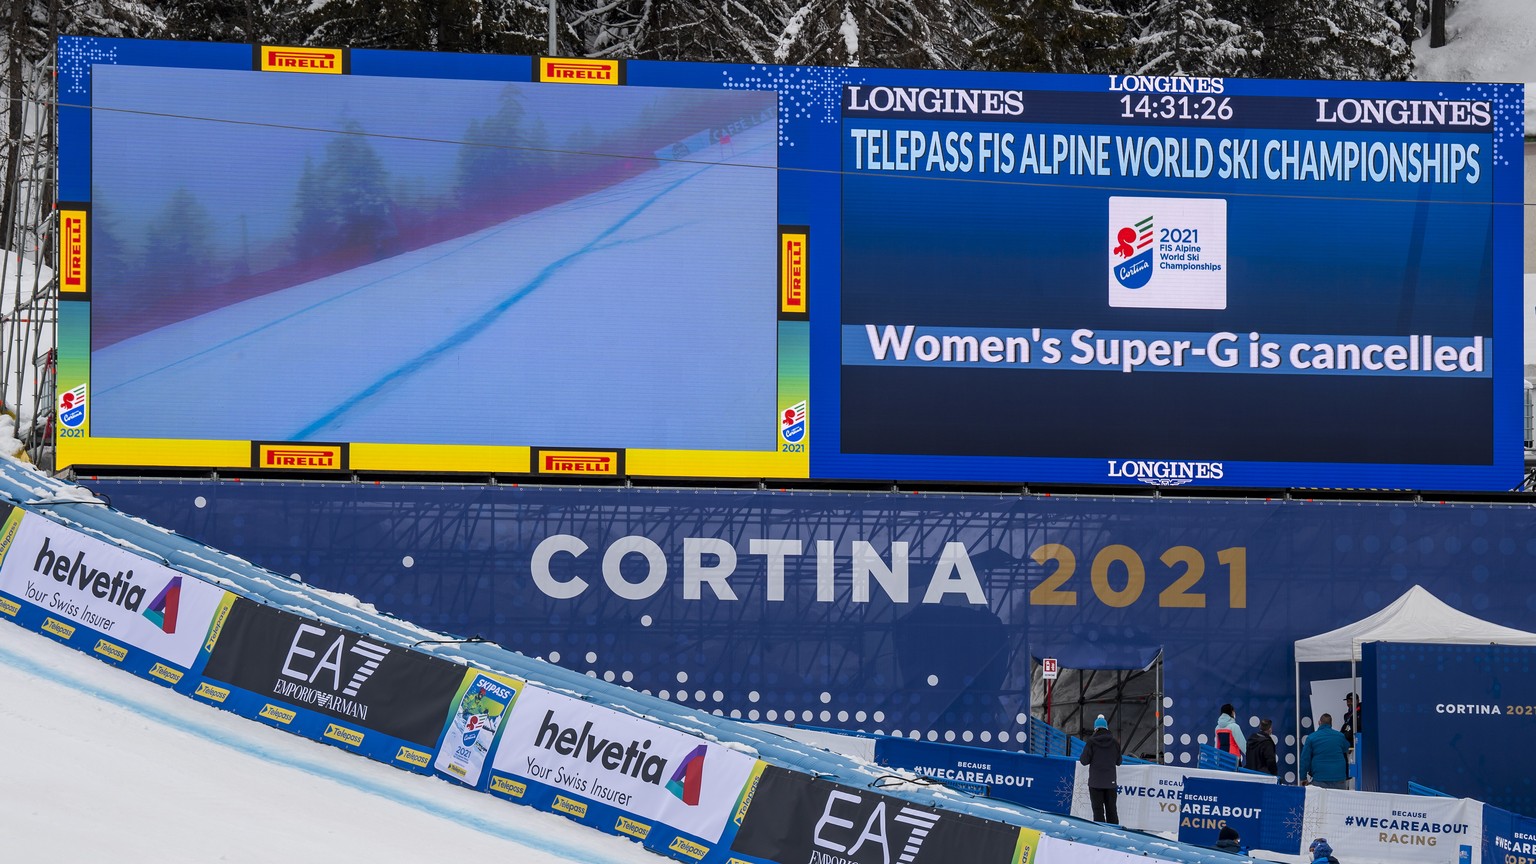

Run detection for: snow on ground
[[0, 619, 663, 864], [1412, 0, 1536, 132]]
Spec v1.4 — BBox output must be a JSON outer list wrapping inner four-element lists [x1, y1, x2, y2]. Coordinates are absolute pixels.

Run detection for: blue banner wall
[[873, 735, 1077, 812], [1362, 642, 1536, 814], [86, 480, 1536, 779], [1483, 805, 1536, 863], [1178, 776, 1304, 854]]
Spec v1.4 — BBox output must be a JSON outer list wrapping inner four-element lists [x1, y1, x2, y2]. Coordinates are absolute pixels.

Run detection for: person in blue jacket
[[1309, 837, 1340, 863], [1299, 713, 1351, 789]]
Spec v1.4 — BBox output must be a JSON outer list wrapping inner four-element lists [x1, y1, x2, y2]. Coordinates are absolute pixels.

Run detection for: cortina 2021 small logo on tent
[[781, 401, 807, 444], [1111, 215, 1155, 290]]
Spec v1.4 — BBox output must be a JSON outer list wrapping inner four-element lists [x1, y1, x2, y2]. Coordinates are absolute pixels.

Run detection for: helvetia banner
[[200, 598, 465, 748], [0, 507, 227, 667], [489, 685, 757, 843], [433, 669, 522, 787], [729, 764, 1031, 864]]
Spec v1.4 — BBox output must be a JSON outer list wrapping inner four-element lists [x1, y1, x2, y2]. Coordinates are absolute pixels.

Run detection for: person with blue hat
[[1079, 713, 1122, 824], [1309, 837, 1339, 863]]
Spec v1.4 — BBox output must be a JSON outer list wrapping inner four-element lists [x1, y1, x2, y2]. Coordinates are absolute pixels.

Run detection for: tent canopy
[[1294, 584, 1536, 663]]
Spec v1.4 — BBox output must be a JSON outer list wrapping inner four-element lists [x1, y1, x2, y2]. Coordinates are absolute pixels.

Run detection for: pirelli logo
[[533, 448, 623, 476], [59, 207, 88, 295], [778, 227, 808, 319], [257, 45, 345, 74], [254, 442, 347, 471], [537, 57, 622, 85]]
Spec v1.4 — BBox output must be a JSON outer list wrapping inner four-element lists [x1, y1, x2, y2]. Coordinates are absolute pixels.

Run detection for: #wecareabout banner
[[0, 506, 228, 671], [873, 735, 1076, 813], [489, 684, 757, 844], [1071, 761, 1277, 836], [1176, 775, 1305, 855], [1301, 786, 1483, 864]]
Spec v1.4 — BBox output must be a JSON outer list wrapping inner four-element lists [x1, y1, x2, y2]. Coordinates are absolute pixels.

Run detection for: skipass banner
[[199, 598, 467, 769], [1300, 786, 1483, 864], [0, 505, 229, 673], [488, 684, 758, 846], [433, 669, 522, 788], [728, 764, 1038, 864], [873, 735, 1076, 813], [1069, 761, 1277, 836]]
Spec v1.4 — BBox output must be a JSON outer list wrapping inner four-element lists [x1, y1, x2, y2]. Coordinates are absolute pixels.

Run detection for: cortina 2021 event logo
[[1111, 214, 1156, 290], [666, 744, 707, 805], [59, 384, 86, 429], [781, 401, 807, 444]]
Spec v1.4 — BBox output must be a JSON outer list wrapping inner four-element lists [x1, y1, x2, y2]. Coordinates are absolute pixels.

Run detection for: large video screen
[[56, 38, 1524, 490]]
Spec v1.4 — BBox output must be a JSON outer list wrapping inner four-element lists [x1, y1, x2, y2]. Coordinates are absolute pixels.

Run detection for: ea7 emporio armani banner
[[730, 765, 1028, 864], [0, 508, 227, 667], [490, 685, 756, 843], [200, 599, 465, 747]]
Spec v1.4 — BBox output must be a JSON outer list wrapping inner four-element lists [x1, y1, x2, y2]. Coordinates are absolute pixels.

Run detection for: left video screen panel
[[88, 65, 780, 452]]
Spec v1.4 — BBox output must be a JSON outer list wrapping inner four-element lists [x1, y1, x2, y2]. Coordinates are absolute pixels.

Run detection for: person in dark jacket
[[1079, 714, 1122, 824], [1299, 714, 1351, 789], [1215, 824, 1242, 854], [1245, 718, 1278, 775], [1309, 837, 1340, 863]]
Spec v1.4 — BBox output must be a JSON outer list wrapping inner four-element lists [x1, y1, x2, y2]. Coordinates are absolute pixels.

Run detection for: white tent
[[1294, 584, 1536, 663], [1292, 584, 1536, 786]]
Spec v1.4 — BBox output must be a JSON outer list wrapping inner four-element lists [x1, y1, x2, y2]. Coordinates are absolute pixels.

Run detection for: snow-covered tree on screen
[[971, 0, 1134, 74], [161, 0, 309, 44], [766, 0, 979, 69], [1133, 0, 1259, 76], [300, 0, 546, 53]]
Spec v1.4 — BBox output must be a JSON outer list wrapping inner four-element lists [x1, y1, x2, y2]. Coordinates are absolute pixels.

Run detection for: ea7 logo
[[813, 790, 940, 863], [280, 623, 390, 696]]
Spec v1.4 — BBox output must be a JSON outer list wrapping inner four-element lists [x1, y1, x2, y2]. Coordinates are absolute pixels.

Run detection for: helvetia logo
[[533, 709, 669, 784], [1111, 214, 1154, 290], [30, 535, 176, 625], [141, 576, 181, 634], [666, 744, 707, 805], [59, 384, 86, 429]]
